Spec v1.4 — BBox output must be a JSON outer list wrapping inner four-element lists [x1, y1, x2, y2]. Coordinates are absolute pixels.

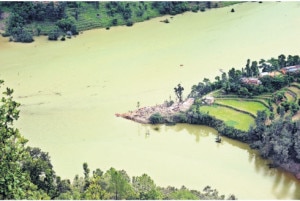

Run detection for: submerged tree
[[174, 84, 184, 102]]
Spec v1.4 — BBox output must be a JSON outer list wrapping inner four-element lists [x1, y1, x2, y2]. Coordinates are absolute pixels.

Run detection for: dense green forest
[[0, 1, 239, 42]]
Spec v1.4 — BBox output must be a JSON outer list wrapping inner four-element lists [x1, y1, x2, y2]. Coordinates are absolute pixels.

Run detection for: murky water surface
[[1, 2, 300, 199]]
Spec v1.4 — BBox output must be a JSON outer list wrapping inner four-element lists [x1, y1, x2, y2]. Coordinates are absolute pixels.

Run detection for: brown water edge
[[1, 2, 300, 199]]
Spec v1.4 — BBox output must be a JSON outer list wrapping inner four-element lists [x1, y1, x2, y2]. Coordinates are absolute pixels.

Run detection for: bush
[[36, 26, 41, 36], [2, 32, 10, 37], [12, 27, 34, 43], [191, 5, 199, 13], [126, 20, 133, 27], [112, 18, 118, 26], [48, 26, 60, 41], [172, 113, 187, 123], [56, 18, 74, 32], [149, 113, 164, 124]]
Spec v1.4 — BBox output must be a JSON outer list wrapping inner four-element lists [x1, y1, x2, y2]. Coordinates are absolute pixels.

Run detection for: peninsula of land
[[116, 98, 194, 124]]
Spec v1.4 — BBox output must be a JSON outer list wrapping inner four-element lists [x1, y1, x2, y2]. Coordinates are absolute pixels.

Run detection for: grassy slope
[[203, 81, 300, 131], [15, 1, 243, 36], [215, 99, 269, 116], [200, 105, 255, 131], [287, 86, 300, 100]]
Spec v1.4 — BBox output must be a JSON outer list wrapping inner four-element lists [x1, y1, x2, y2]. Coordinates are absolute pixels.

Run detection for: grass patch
[[215, 99, 269, 116], [200, 105, 254, 131], [288, 86, 300, 98], [284, 92, 295, 102]]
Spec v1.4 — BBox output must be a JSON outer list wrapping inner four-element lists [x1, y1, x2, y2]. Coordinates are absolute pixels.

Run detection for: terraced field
[[284, 91, 295, 102], [215, 99, 269, 116], [288, 86, 300, 98], [200, 105, 255, 131], [203, 83, 300, 131]]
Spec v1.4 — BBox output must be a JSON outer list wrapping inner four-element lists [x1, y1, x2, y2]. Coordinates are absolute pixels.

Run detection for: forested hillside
[[0, 1, 239, 42]]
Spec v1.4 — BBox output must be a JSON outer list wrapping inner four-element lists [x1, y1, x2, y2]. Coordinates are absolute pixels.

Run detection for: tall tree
[[132, 174, 162, 200], [22, 147, 57, 198], [103, 168, 136, 200], [174, 84, 184, 102], [83, 162, 90, 191], [250, 61, 259, 76], [278, 54, 286, 68], [245, 59, 251, 77]]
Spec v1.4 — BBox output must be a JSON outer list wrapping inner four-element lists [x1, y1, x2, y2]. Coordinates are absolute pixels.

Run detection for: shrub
[[191, 5, 199, 13], [56, 18, 74, 32], [149, 113, 164, 124], [12, 27, 34, 43], [126, 20, 133, 26], [36, 25, 41, 36], [48, 26, 60, 41], [112, 18, 118, 26], [2, 32, 10, 37], [172, 113, 187, 123]]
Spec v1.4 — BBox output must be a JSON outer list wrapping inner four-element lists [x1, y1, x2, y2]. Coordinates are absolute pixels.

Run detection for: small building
[[259, 71, 280, 78], [240, 77, 262, 85], [259, 72, 270, 77], [202, 96, 214, 105], [280, 65, 300, 74]]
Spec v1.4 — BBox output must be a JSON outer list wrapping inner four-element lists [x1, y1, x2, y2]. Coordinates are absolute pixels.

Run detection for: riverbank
[[117, 98, 194, 124], [0, 1, 242, 42]]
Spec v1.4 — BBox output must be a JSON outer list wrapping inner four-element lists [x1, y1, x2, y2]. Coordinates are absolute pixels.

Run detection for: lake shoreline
[[2, 2, 300, 198], [117, 98, 194, 124]]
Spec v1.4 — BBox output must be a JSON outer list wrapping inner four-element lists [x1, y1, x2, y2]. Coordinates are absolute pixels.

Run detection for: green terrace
[[200, 104, 255, 131], [214, 99, 269, 117]]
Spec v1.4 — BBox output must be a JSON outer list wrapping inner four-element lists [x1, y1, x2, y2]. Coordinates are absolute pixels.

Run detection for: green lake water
[[1, 2, 300, 199]]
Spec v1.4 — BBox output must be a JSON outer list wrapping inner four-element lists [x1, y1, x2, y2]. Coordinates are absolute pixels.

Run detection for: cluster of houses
[[280, 65, 300, 74], [201, 65, 300, 105], [239, 65, 300, 86]]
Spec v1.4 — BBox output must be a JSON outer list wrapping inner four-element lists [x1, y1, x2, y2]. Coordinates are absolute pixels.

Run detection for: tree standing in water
[[174, 84, 184, 102]]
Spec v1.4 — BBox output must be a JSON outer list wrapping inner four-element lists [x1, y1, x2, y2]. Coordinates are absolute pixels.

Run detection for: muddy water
[[1, 2, 300, 199]]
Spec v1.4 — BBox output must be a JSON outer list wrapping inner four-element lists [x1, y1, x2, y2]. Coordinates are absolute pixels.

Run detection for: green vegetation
[[215, 99, 269, 116], [183, 54, 300, 176], [174, 83, 184, 102], [200, 105, 254, 131], [149, 113, 164, 124], [249, 113, 300, 173], [0, 1, 235, 43], [143, 54, 300, 178]]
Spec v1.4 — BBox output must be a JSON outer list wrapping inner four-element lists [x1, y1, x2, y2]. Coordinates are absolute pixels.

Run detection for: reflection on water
[[1, 1, 300, 199]]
